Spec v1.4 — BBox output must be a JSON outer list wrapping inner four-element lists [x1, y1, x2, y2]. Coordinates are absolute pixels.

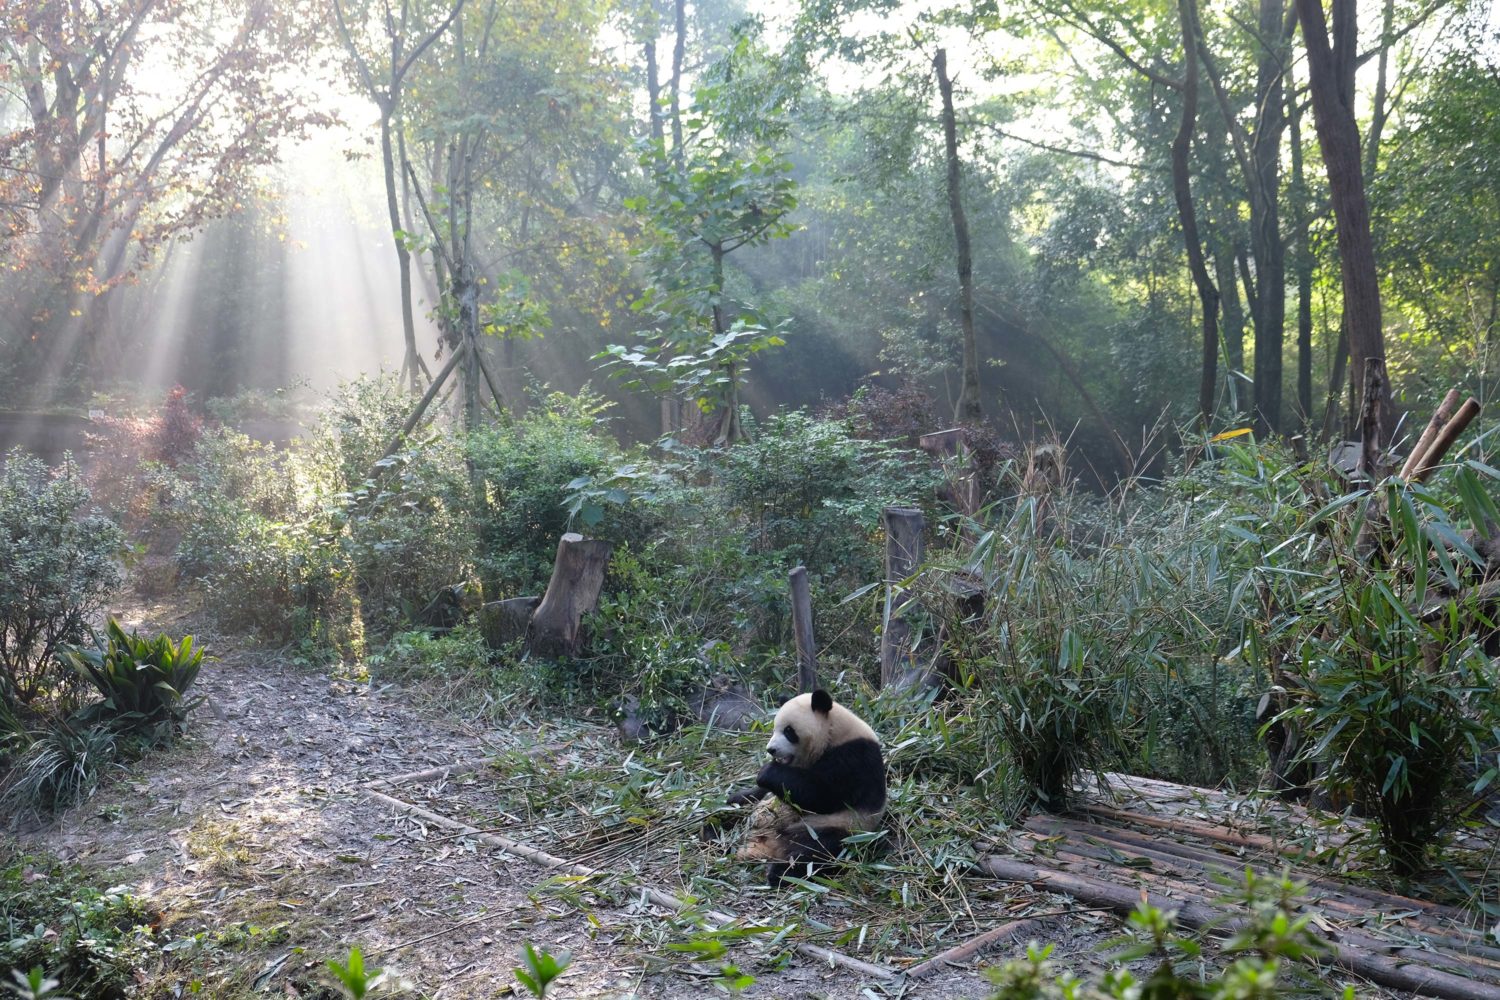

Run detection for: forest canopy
[[0, 0, 1493, 473]]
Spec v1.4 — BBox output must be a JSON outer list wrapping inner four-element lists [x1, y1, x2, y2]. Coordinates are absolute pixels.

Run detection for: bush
[[468, 390, 639, 595], [0, 450, 122, 715], [1, 855, 158, 999], [708, 411, 938, 576], [62, 620, 203, 737]]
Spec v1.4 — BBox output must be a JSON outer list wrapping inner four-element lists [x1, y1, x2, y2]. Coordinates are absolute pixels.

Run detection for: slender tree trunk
[[669, 0, 686, 164], [934, 49, 982, 424], [1249, 0, 1287, 436], [382, 111, 424, 392], [1297, 0, 1390, 435], [1215, 241, 1245, 378], [1288, 59, 1314, 430], [643, 9, 665, 146], [1173, 0, 1221, 427], [707, 241, 743, 445]]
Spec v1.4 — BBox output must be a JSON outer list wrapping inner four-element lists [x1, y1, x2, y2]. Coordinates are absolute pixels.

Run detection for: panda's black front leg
[[726, 784, 770, 807], [756, 761, 834, 814]]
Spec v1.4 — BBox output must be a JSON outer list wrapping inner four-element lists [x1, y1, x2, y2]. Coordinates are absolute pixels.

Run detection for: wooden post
[[880, 507, 926, 687], [529, 533, 613, 658], [788, 566, 817, 693]]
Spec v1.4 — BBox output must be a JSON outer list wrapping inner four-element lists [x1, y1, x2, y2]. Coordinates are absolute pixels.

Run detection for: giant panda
[[727, 689, 886, 887]]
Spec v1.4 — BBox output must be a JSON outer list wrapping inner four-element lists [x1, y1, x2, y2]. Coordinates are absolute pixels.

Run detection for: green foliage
[[984, 872, 1338, 999], [325, 947, 385, 998], [468, 389, 644, 595], [0, 857, 155, 1000], [0, 451, 122, 713], [4, 967, 70, 1000], [1270, 478, 1500, 876], [708, 411, 939, 572], [513, 942, 570, 998], [61, 620, 203, 737], [0, 719, 117, 813]]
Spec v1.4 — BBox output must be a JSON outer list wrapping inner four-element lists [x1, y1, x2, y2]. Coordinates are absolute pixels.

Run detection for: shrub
[[1, 856, 157, 999], [468, 390, 637, 595], [0, 450, 122, 714], [707, 410, 938, 576], [0, 718, 118, 812], [1270, 479, 1500, 876], [61, 620, 203, 737]]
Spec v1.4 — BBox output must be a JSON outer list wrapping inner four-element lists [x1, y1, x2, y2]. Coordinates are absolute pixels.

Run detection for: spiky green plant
[[60, 621, 203, 736]]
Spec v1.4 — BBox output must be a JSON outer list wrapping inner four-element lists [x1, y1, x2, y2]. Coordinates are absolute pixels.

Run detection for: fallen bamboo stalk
[[1021, 822, 1489, 954], [1401, 389, 1464, 480], [1035, 816, 1477, 932], [979, 856, 1500, 1000], [366, 759, 490, 789], [1412, 397, 1482, 482], [1073, 803, 1275, 850], [904, 918, 1040, 979], [364, 788, 898, 981]]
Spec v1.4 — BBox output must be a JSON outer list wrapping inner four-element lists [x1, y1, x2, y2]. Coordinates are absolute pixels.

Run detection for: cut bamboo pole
[[1401, 389, 1464, 479], [1412, 397, 1482, 482], [365, 788, 898, 981], [905, 918, 1040, 979], [978, 856, 1500, 1000], [366, 759, 489, 789]]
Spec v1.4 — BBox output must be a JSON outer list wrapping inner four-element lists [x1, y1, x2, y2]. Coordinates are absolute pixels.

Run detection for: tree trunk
[[934, 49, 982, 424], [1249, 0, 1287, 436], [1297, 0, 1391, 437], [669, 0, 686, 165], [1214, 238, 1245, 381], [382, 111, 423, 393], [706, 241, 745, 446], [1172, 0, 1221, 427], [530, 533, 613, 658], [788, 565, 818, 694], [644, 15, 665, 147], [1288, 58, 1314, 430], [880, 506, 926, 687]]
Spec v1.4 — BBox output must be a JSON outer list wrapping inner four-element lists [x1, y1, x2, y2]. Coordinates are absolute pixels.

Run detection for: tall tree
[[934, 48, 982, 424], [1296, 0, 1390, 430], [331, 0, 464, 392], [1171, 0, 1220, 426], [0, 0, 325, 403]]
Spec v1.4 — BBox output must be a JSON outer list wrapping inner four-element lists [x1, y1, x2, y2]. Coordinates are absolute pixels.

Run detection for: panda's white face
[[765, 693, 830, 766]]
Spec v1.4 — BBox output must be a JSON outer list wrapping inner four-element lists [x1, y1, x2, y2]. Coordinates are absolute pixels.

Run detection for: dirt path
[[9, 606, 995, 999]]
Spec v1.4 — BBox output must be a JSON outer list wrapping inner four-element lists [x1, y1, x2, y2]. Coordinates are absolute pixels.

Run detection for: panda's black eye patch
[[782, 726, 799, 744]]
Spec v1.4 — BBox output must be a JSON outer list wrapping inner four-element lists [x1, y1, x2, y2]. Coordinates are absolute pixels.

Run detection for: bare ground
[[6, 603, 1021, 1000]]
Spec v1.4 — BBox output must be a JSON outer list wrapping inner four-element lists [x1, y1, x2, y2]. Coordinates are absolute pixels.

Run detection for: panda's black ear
[[811, 689, 833, 714]]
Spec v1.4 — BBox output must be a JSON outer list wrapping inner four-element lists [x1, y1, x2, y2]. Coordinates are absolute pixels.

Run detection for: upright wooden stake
[[788, 566, 817, 693], [880, 507, 926, 687]]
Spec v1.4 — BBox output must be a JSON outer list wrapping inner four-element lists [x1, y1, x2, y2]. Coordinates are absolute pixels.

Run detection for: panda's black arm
[[757, 739, 885, 815], [727, 784, 770, 807]]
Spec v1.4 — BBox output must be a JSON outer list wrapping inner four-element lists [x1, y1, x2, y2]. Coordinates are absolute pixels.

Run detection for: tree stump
[[788, 565, 817, 693], [528, 533, 613, 658], [478, 596, 541, 649], [881, 507, 926, 687]]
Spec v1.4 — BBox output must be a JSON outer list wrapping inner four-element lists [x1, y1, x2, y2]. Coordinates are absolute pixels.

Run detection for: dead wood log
[[529, 534, 612, 657], [905, 918, 1040, 978], [880, 507, 926, 687], [789, 565, 817, 693], [978, 856, 1500, 1000], [1411, 396, 1482, 483], [1401, 389, 1464, 480]]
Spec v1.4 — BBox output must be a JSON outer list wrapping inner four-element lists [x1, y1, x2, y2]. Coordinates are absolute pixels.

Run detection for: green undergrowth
[[439, 689, 1031, 968]]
